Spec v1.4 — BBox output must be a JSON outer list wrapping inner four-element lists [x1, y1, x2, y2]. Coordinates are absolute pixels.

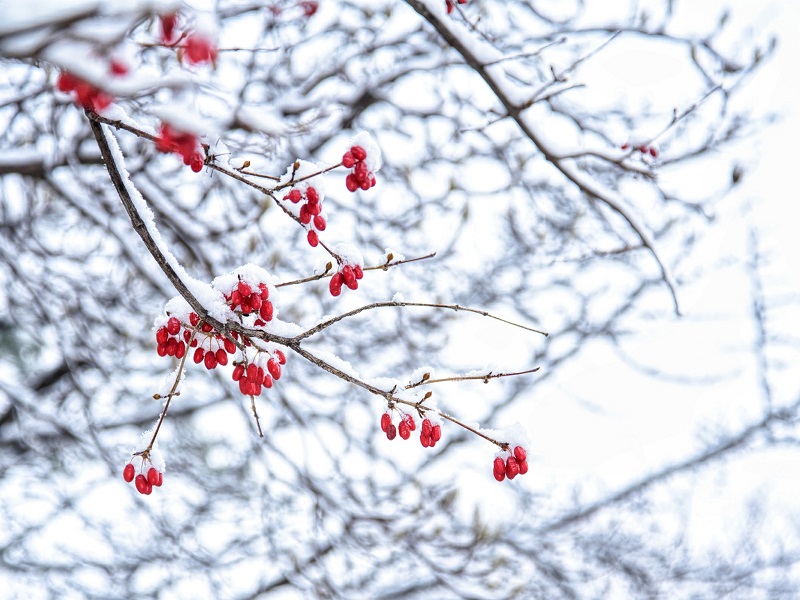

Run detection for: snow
[[332, 242, 363, 267], [350, 131, 382, 173]]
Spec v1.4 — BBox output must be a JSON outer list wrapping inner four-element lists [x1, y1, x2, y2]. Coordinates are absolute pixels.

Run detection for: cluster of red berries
[[492, 446, 529, 482], [381, 412, 417, 441], [342, 145, 377, 192], [329, 263, 364, 297], [446, 0, 468, 14], [419, 417, 442, 448], [232, 350, 285, 396], [56, 71, 113, 113], [155, 315, 189, 359], [283, 187, 327, 247], [226, 280, 274, 322], [123, 462, 164, 495], [159, 12, 217, 66], [156, 123, 205, 173], [621, 143, 659, 158], [380, 412, 442, 447]]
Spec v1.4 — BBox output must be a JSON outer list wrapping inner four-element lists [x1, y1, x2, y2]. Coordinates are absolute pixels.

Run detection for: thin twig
[[405, 367, 540, 389], [295, 300, 548, 341]]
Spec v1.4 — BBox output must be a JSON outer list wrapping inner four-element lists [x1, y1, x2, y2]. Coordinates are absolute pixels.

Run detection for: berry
[[167, 316, 181, 335], [345, 174, 358, 192], [259, 300, 274, 321], [386, 423, 397, 441], [109, 59, 129, 77], [493, 469, 505, 482], [123, 463, 135, 483], [156, 327, 169, 345], [514, 446, 526, 462], [204, 350, 217, 370], [160, 13, 179, 44], [329, 272, 343, 297], [350, 145, 367, 161], [300, 1, 318, 17], [267, 358, 281, 380], [505, 456, 520, 480], [341, 151, 355, 168], [649, 147, 659, 158], [519, 460, 529, 475], [224, 338, 236, 354], [398, 421, 410, 440], [232, 364, 245, 381], [313, 215, 326, 231], [307, 230, 319, 247], [380, 412, 391, 433], [431, 424, 442, 443], [147, 467, 160, 486], [193, 347, 205, 364], [215, 348, 228, 366], [184, 33, 217, 66], [135, 474, 149, 494]]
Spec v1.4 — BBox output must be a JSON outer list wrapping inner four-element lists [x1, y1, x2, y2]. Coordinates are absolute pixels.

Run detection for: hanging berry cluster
[[380, 411, 442, 447], [282, 186, 327, 247], [156, 123, 205, 173], [493, 446, 529, 482], [122, 458, 165, 496], [341, 132, 381, 192]]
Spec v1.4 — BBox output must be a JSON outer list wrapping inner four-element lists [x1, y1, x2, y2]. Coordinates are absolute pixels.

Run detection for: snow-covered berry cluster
[[446, 0, 468, 14], [122, 458, 164, 495], [329, 263, 363, 297], [621, 142, 659, 158], [232, 349, 285, 396], [341, 132, 381, 192], [380, 412, 417, 441], [283, 186, 327, 247], [419, 417, 442, 448], [183, 32, 217, 66], [156, 123, 205, 172], [492, 446, 529, 482], [226, 280, 274, 322], [56, 71, 113, 113]]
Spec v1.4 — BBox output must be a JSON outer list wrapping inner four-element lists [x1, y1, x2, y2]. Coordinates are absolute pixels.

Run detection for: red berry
[[345, 174, 358, 192], [204, 350, 217, 370], [493, 457, 505, 475], [329, 272, 343, 296], [353, 265, 364, 280], [514, 446, 527, 462], [154, 471, 163, 487], [123, 463, 135, 483], [621, 143, 630, 150], [201, 322, 213, 333], [398, 421, 410, 440], [432, 424, 442, 442], [267, 358, 281, 380], [147, 467, 159, 486], [184, 33, 217, 65], [494, 469, 505, 482], [506, 456, 520, 480], [175, 341, 186, 359], [380, 412, 391, 433], [167, 316, 181, 335], [299, 204, 311, 224], [238, 281, 251, 297], [306, 187, 319, 204], [639, 145, 648, 153], [189, 312, 200, 327], [224, 338, 236, 354], [190, 152, 204, 172], [341, 151, 355, 168], [518, 460, 529, 475], [274, 349, 286, 365], [260, 300, 274, 321], [262, 374, 273, 389], [109, 59, 129, 77], [156, 343, 167, 357], [649, 147, 659, 158], [238, 377, 249, 395], [307, 230, 319, 247], [386, 424, 397, 440], [232, 364, 245, 381], [350, 145, 367, 161], [215, 348, 228, 366], [313, 215, 326, 231], [420, 434, 431, 448], [341, 265, 356, 287], [287, 189, 302, 203], [193, 347, 204, 363], [135, 474, 148, 494], [160, 13, 179, 44], [56, 72, 78, 93], [156, 327, 169, 345], [165, 338, 177, 356], [259, 283, 269, 300], [421, 418, 432, 437], [403, 414, 416, 431], [300, 1, 318, 17]]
